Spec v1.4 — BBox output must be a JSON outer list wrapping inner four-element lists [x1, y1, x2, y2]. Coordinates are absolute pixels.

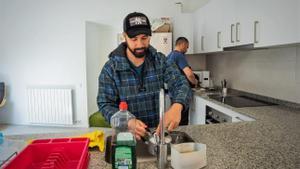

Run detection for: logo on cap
[[124, 12, 152, 38], [129, 16, 148, 27]]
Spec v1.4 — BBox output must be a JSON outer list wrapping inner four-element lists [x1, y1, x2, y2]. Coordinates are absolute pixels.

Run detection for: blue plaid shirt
[[97, 43, 192, 128]]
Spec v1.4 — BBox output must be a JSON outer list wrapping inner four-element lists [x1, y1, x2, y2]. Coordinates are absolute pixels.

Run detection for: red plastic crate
[[3, 138, 90, 169]]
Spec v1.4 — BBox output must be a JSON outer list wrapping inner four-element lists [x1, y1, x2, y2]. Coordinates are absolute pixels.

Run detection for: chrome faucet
[[221, 79, 227, 97], [157, 88, 168, 169]]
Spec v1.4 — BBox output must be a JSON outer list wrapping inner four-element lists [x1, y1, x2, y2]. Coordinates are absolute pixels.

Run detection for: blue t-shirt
[[167, 50, 189, 70]]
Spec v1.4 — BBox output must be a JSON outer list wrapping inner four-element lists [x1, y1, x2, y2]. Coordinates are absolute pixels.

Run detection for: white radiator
[[27, 87, 73, 125]]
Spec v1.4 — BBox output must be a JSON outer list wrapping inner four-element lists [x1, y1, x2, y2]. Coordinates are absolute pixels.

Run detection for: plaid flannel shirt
[[97, 43, 192, 128]]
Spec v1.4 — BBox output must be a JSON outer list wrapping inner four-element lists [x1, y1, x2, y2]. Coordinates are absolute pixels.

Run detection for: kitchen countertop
[[4, 91, 300, 169]]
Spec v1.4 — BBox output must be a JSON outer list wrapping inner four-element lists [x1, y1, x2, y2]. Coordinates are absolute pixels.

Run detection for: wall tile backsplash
[[206, 45, 300, 104]]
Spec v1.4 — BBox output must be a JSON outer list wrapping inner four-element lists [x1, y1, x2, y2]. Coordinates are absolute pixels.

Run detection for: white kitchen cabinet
[[222, 0, 299, 48], [189, 95, 206, 125], [203, 0, 223, 53], [193, 5, 205, 53], [222, 0, 257, 48], [193, 0, 223, 53], [189, 93, 255, 125], [193, 0, 299, 52], [221, 0, 236, 48], [235, 0, 257, 46], [254, 0, 299, 47]]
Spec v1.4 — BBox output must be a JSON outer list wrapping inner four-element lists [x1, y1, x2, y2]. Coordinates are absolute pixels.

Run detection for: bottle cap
[[119, 101, 128, 111]]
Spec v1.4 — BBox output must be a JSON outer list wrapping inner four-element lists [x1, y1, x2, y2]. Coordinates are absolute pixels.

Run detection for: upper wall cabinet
[[193, 5, 206, 53], [203, 0, 223, 53], [253, 0, 299, 47], [193, 0, 223, 53], [222, 0, 256, 48], [193, 0, 299, 53], [223, 0, 299, 48]]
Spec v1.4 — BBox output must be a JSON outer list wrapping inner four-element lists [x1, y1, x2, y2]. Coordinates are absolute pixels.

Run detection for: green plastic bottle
[[111, 101, 136, 169]]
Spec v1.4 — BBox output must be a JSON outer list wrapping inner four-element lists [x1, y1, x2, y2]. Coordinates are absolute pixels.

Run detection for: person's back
[[168, 50, 187, 73], [167, 37, 198, 87]]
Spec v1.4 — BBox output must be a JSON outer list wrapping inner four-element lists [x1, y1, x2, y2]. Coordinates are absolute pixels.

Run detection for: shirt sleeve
[[176, 53, 189, 70], [163, 54, 192, 111], [97, 63, 119, 124]]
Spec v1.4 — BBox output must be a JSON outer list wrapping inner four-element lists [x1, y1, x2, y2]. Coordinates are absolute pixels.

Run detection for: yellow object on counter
[[25, 130, 105, 152], [78, 130, 105, 152]]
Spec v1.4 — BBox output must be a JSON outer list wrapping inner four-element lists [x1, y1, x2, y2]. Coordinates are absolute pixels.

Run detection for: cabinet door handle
[[230, 24, 235, 43], [254, 21, 259, 43], [236, 22, 240, 42], [217, 32, 221, 48], [201, 36, 204, 51]]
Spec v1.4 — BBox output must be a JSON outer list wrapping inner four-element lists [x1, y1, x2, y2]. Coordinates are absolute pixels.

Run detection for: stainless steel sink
[[104, 131, 194, 163]]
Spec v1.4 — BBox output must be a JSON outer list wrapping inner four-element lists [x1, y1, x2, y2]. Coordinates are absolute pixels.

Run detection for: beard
[[127, 46, 148, 58]]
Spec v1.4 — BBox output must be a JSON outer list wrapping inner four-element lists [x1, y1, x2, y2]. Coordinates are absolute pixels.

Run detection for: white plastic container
[[171, 143, 207, 169]]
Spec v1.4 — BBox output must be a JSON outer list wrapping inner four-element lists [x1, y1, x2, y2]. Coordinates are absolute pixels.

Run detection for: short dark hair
[[175, 37, 189, 46]]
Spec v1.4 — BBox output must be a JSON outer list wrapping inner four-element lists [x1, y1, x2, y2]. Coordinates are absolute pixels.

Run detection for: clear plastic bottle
[[111, 101, 136, 169]]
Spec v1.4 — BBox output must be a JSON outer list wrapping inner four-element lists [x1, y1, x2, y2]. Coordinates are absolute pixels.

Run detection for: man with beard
[[97, 12, 191, 140], [167, 37, 199, 125]]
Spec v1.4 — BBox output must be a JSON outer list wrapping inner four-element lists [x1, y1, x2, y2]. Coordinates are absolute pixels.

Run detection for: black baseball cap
[[123, 12, 152, 38]]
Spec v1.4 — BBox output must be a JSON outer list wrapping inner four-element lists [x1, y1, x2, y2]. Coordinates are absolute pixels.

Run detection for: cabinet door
[[203, 0, 223, 52], [189, 96, 206, 125], [235, 0, 257, 46], [222, 0, 237, 48], [189, 95, 196, 120], [193, 5, 206, 53], [222, 0, 257, 47], [254, 0, 299, 47]]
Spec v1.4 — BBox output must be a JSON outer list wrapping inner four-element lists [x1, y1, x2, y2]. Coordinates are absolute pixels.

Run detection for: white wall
[[0, 0, 194, 126], [207, 45, 300, 104], [298, 0, 300, 42], [0, 0, 3, 60], [186, 54, 207, 71], [86, 22, 115, 116], [0, 0, 89, 127]]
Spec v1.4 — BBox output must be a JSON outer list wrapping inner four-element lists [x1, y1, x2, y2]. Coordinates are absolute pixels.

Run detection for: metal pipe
[[159, 88, 165, 144], [157, 88, 167, 169]]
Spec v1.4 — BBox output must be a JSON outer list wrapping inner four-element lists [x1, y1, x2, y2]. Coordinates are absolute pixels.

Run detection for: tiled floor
[[0, 124, 110, 136]]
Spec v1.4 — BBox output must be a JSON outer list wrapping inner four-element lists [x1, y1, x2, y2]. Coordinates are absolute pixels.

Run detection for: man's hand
[[155, 103, 183, 135], [128, 119, 147, 140]]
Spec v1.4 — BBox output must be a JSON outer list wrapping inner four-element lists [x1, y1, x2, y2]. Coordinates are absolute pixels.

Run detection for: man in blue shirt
[[97, 12, 192, 140], [168, 37, 198, 87], [167, 37, 198, 125]]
